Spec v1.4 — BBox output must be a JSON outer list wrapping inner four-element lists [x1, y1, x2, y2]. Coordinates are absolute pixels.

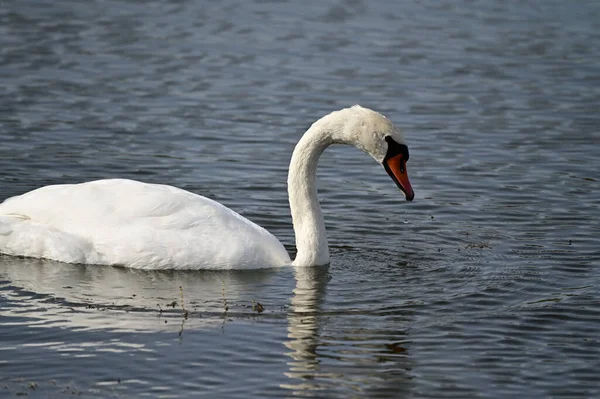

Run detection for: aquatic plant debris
[[179, 286, 189, 319], [252, 301, 265, 313]]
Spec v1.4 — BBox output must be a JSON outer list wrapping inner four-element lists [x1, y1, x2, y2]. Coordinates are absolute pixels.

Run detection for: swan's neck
[[288, 125, 333, 266]]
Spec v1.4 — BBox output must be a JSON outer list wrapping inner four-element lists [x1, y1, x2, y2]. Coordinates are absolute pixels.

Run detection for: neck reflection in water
[[282, 263, 415, 397]]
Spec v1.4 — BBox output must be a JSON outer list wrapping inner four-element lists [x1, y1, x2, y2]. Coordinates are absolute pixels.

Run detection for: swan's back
[[0, 179, 290, 269]]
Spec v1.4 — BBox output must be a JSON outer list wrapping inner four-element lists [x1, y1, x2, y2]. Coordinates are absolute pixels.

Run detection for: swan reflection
[[284, 266, 330, 374], [1, 256, 415, 396], [0, 256, 279, 333], [282, 263, 415, 397]]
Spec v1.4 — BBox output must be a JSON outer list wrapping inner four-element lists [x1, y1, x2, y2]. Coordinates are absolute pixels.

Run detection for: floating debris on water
[[221, 281, 229, 313], [179, 286, 189, 319], [252, 301, 265, 313]]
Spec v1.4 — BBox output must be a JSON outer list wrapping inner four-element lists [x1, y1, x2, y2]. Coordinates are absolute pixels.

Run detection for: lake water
[[1, 0, 599, 397]]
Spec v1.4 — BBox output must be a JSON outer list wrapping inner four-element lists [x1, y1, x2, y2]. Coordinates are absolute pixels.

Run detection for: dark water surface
[[1, 0, 599, 397]]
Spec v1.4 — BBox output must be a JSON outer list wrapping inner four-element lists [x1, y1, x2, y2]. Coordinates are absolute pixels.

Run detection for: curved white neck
[[287, 125, 333, 266]]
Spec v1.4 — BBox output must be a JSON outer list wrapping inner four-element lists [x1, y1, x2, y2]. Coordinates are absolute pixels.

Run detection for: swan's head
[[316, 105, 415, 201]]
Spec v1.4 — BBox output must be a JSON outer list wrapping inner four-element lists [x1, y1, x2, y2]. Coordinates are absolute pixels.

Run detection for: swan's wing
[[0, 179, 290, 269], [2, 179, 206, 225]]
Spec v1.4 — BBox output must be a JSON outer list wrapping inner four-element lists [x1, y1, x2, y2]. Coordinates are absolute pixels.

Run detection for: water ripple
[[1, 0, 600, 397]]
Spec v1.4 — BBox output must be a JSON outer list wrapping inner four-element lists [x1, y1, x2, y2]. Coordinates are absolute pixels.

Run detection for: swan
[[0, 105, 414, 270]]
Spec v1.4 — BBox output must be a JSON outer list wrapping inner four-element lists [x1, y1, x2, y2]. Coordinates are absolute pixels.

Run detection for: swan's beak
[[383, 154, 414, 201]]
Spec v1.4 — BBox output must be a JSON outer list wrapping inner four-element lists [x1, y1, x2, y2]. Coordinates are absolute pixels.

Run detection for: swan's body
[[0, 179, 289, 269], [0, 106, 414, 269]]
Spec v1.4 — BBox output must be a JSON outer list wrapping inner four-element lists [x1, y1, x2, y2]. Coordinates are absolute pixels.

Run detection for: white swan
[[0, 105, 414, 270]]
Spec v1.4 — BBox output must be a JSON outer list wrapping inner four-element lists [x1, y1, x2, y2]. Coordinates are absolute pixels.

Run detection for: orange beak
[[383, 154, 414, 201]]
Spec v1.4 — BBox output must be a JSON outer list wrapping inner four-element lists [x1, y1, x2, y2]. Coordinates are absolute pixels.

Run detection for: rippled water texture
[[1, 0, 599, 397]]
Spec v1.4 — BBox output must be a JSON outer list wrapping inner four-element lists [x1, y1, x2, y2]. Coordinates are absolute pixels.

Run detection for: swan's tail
[[0, 214, 30, 236], [0, 214, 95, 264]]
